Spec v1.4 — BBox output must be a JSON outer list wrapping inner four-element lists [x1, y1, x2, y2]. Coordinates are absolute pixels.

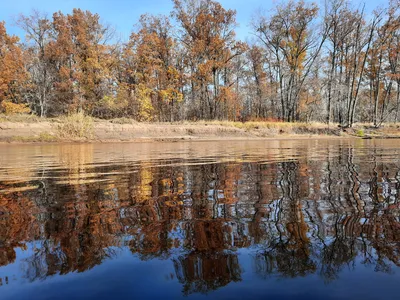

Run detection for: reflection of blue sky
[[0, 243, 36, 287], [0, 0, 388, 42]]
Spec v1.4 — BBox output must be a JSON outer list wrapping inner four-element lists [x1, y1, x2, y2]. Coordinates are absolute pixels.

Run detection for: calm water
[[1, 139, 400, 299]]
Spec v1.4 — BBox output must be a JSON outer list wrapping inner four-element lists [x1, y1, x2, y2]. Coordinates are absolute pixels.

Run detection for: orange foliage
[[0, 22, 28, 106]]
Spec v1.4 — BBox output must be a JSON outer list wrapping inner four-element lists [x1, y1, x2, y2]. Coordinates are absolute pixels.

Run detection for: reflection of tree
[[254, 244, 316, 279], [173, 252, 241, 295], [1, 146, 400, 294], [0, 247, 16, 268], [0, 192, 39, 267], [319, 226, 357, 282]]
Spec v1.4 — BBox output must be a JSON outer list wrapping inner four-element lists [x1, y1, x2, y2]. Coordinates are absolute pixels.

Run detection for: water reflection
[[1, 140, 400, 298]]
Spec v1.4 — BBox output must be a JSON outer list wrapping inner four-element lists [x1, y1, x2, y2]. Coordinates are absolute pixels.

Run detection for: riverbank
[[0, 115, 399, 143]]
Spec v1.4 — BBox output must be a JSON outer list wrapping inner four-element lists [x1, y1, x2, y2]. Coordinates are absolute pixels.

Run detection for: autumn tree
[[366, 1, 400, 126], [387, 2, 400, 122], [16, 11, 54, 117], [120, 14, 183, 121], [245, 45, 268, 119], [0, 22, 28, 112], [345, 9, 382, 127], [48, 9, 116, 115], [137, 14, 184, 122], [253, 0, 329, 121], [324, 0, 346, 124], [173, 0, 246, 120]]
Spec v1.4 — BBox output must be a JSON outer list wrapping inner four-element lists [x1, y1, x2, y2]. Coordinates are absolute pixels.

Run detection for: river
[[0, 139, 400, 299]]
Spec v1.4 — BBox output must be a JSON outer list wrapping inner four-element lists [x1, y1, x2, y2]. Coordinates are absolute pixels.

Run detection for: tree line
[[0, 0, 399, 126]]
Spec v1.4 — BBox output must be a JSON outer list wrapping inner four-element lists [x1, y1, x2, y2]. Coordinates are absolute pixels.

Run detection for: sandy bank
[[0, 119, 399, 143]]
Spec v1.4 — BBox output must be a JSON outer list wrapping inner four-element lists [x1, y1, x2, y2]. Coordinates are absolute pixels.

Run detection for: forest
[[0, 0, 399, 127]]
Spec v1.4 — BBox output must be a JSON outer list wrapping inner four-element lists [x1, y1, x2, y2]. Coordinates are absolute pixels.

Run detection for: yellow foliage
[[99, 95, 128, 112], [136, 84, 154, 121], [159, 88, 183, 104], [0, 101, 30, 115]]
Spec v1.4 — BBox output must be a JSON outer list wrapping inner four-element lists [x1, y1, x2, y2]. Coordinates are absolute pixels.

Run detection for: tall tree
[[367, 1, 400, 126], [0, 22, 28, 109], [173, 0, 246, 120], [48, 9, 115, 115], [124, 14, 184, 121], [253, 0, 329, 121], [16, 11, 54, 117]]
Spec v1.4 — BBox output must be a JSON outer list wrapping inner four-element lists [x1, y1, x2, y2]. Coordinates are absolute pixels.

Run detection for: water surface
[[1, 139, 400, 299]]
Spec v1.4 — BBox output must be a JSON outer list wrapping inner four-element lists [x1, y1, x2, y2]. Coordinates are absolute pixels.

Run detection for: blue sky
[[0, 0, 386, 42]]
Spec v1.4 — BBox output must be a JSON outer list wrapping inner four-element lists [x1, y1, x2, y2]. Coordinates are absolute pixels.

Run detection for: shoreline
[[0, 135, 354, 145], [0, 119, 399, 144]]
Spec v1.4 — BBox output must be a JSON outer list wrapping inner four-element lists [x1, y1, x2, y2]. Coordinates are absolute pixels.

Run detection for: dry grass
[[176, 120, 339, 136], [0, 113, 42, 123], [10, 132, 59, 143], [108, 117, 139, 124]]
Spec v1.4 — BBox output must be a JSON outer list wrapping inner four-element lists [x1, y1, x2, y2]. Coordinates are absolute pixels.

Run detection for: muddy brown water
[[0, 139, 400, 299]]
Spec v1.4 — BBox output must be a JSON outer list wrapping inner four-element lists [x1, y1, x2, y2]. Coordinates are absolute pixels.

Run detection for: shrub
[[356, 129, 365, 137], [0, 101, 30, 115], [57, 112, 94, 139]]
